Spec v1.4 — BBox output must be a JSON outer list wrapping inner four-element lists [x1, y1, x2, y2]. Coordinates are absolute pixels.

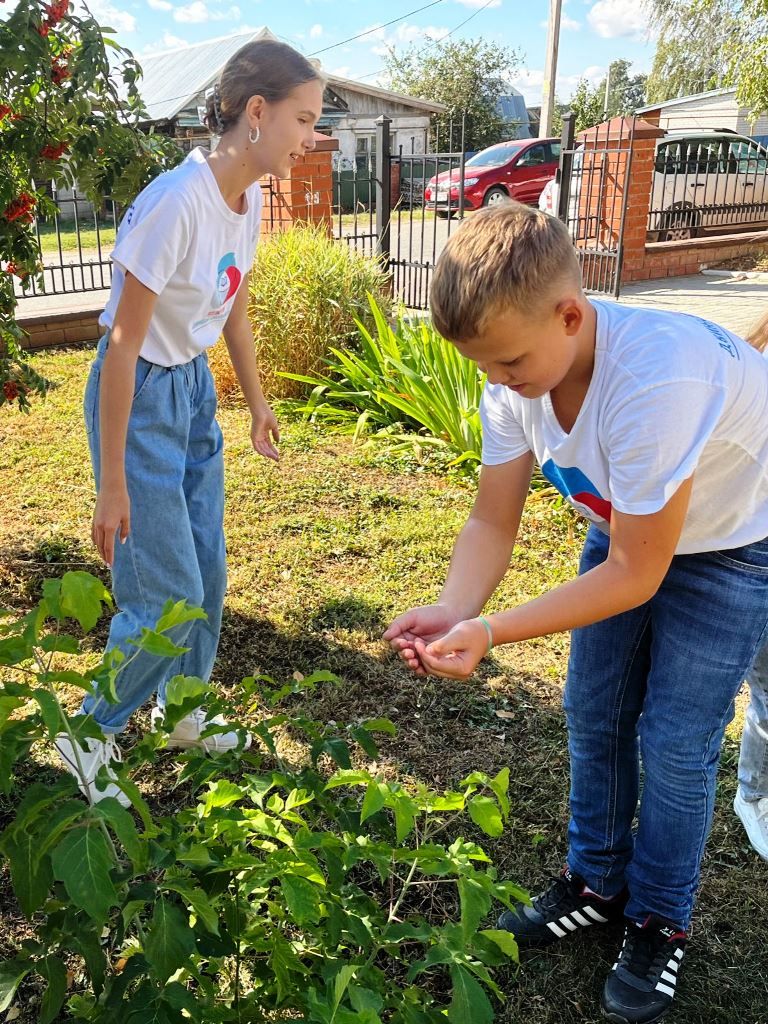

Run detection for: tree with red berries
[[1, 0, 182, 410]]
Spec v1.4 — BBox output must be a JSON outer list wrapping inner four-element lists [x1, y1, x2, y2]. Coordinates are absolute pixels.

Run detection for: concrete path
[[618, 274, 768, 337]]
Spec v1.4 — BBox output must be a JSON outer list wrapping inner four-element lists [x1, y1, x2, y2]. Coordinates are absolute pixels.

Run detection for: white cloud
[[310, 23, 323, 38], [81, 0, 137, 32], [147, 0, 173, 9], [173, 2, 208, 22], [141, 31, 189, 54], [510, 64, 605, 106], [173, 1, 240, 22], [330, 65, 351, 77], [540, 13, 581, 30], [367, 21, 450, 55], [587, 0, 649, 39]]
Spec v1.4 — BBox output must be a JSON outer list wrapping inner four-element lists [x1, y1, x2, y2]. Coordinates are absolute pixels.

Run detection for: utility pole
[[539, 0, 562, 137], [603, 63, 612, 120]]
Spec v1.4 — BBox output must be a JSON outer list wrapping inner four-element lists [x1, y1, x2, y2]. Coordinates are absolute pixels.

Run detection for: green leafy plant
[[208, 223, 392, 403], [281, 296, 486, 472], [0, 571, 524, 1022], [1, 0, 182, 410]]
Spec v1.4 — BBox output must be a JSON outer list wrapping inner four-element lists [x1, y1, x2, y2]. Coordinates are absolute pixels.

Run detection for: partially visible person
[[734, 310, 768, 861]]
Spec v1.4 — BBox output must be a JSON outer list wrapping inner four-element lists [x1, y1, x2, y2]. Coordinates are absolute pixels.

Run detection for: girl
[[735, 310, 768, 860], [56, 39, 325, 805]]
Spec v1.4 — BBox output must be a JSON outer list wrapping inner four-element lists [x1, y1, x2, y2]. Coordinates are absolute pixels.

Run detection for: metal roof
[[138, 28, 274, 122], [137, 28, 447, 122], [636, 87, 736, 114]]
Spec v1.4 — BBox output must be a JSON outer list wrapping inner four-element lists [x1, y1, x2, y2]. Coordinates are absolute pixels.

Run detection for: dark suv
[[425, 138, 560, 215]]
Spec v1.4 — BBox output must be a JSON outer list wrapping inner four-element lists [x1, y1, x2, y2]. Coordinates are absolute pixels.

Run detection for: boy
[[385, 202, 768, 1023]]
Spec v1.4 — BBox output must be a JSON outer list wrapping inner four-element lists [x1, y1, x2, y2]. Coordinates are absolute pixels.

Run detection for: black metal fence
[[555, 112, 635, 298], [647, 130, 768, 241], [12, 185, 120, 300], [331, 115, 467, 310]]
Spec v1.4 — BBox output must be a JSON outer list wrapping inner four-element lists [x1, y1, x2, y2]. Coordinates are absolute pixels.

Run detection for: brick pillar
[[577, 116, 665, 286], [261, 132, 339, 238]]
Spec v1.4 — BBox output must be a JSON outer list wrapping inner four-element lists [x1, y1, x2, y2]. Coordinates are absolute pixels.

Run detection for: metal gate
[[333, 115, 467, 311], [556, 112, 634, 297]]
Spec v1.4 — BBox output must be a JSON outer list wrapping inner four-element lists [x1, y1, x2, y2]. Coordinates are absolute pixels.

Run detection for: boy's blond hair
[[748, 312, 768, 353], [430, 201, 582, 342]]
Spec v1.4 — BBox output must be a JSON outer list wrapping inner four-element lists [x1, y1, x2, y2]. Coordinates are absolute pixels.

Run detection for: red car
[[425, 138, 561, 215]]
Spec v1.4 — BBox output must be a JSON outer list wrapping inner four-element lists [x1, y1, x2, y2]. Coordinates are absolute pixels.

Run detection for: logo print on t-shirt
[[214, 252, 241, 306], [541, 458, 613, 523]]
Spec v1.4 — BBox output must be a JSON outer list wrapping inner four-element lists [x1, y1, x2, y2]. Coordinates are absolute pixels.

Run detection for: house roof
[[138, 29, 276, 122], [636, 87, 736, 115], [137, 28, 447, 122], [324, 73, 447, 114]]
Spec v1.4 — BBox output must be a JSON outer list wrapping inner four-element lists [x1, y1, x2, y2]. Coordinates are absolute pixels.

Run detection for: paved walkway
[[619, 274, 768, 337]]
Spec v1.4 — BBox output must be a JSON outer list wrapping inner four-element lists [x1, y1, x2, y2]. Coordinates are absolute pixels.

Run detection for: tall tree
[[564, 61, 648, 133], [1, 0, 181, 408], [383, 38, 521, 151], [645, 0, 767, 117]]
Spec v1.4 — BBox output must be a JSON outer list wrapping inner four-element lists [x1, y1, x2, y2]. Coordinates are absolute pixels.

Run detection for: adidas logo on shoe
[[602, 914, 687, 1024], [497, 867, 628, 947]]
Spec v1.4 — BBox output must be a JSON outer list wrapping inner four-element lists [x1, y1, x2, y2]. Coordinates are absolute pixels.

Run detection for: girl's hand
[[413, 618, 492, 680], [92, 484, 131, 566], [384, 603, 465, 675], [251, 402, 280, 462]]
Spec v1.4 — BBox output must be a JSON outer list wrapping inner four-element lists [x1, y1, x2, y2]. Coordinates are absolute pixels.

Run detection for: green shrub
[[209, 224, 392, 402], [281, 296, 486, 472], [0, 572, 525, 1023]]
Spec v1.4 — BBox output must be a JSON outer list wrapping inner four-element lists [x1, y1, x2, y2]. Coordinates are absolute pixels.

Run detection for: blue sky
[[39, 0, 657, 105]]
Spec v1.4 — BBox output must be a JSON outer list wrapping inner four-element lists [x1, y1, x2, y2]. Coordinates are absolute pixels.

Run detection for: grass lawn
[[1, 348, 767, 1023], [37, 222, 117, 255]]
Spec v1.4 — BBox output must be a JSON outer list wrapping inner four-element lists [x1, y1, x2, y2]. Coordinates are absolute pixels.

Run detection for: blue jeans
[[564, 526, 768, 930], [82, 335, 226, 732], [739, 643, 768, 802]]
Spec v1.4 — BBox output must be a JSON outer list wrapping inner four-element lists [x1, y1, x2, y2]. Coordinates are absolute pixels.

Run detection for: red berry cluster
[[3, 193, 37, 223], [51, 51, 72, 85], [0, 104, 11, 122], [40, 140, 69, 160], [45, 0, 69, 24], [2, 380, 27, 403], [36, 0, 68, 34], [4, 262, 28, 279]]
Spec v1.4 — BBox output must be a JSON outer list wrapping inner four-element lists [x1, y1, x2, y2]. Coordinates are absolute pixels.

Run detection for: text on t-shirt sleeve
[[111, 189, 193, 296]]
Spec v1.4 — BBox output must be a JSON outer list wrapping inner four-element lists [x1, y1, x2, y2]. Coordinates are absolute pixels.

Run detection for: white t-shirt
[[480, 299, 768, 554], [100, 148, 262, 366]]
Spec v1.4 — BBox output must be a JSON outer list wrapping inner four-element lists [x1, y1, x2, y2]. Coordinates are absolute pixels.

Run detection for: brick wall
[[18, 310, 102, 351], [577, 115, 768, 285]]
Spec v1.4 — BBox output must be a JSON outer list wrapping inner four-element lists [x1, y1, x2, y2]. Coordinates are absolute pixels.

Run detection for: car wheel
[[482, 187, 508, 208], [658, 204, 700, 242]]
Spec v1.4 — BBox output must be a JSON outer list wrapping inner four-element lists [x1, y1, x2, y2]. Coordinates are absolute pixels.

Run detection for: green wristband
[[477, 615, 494, 655]]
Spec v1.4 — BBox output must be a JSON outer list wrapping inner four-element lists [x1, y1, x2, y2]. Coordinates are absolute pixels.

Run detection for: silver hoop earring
[[248, 126, 261, 144]]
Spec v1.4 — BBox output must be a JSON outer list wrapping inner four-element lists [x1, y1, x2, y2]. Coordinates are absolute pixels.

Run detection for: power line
[[435, 0, 498, 43], [353, 0, 500, 83], [308, 0, 447, 57]]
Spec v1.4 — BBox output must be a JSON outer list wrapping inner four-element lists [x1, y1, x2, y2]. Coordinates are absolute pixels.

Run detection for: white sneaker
[[150, 705, 252, 753], [54, 733, 131, 808], [734, 791, 768, 861]]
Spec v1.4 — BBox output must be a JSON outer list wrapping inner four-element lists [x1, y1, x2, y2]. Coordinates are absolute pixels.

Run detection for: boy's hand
[[384, 603, 464, 675], [413, 618, 491, 680], [251, 401, 280, 462]]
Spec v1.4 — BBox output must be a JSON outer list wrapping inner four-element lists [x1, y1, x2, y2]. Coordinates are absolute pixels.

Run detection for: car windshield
[[466, 144, 524, 169]]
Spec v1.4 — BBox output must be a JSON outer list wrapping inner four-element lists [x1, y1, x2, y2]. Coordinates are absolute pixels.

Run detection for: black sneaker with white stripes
[[601, 915, 687, 1024], [497, 867, 628, 947]]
